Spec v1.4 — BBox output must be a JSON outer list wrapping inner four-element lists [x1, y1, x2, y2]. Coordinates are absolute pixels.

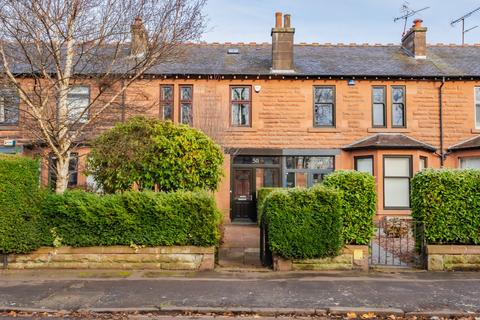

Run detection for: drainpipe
[[439, 77, 446, 167]]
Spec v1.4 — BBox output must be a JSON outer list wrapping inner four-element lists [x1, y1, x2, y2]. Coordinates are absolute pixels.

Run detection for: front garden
[[259, 170, 376, 271], [0, 117, 224, 270], [411, 169, 480, 270], [258, 167, 480, 271]]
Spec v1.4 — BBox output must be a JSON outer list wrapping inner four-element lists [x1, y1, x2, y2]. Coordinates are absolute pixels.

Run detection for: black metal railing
[[259, 215, 273, 268]]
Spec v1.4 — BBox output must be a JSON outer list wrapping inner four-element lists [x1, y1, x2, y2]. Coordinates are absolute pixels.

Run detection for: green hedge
[[257, 187, 282, 225], [264, 186, 343, 259], [0, 155, 47, 254], [411, 169, 480, 245], [42, 190, 222, 247], [323, 170, 376, 245]]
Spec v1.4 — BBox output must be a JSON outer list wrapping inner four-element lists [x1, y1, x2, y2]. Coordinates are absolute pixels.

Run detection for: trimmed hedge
[[42, 190, 222, 247], [0, 155, 47, 254], [323, 170, 376, 245], [411, 169, 480, 245], [257, 187, 282, 225], [87, 116, 224, 193], [264, 186, 343, 259]]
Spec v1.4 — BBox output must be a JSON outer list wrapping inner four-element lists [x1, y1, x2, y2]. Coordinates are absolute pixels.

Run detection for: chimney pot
[[284, 14, 291, 28], [275, 12, 282, 28], [413, 19, 423, 28]]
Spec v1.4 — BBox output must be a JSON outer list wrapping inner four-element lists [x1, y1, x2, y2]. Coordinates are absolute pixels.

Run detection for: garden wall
[[426, 245, 480, 271], [273, 245, 369, 271], [5, 246, 215, 270]]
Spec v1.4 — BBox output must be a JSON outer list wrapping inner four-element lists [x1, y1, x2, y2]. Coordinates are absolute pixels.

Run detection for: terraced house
[[1, 13, 480, 222]]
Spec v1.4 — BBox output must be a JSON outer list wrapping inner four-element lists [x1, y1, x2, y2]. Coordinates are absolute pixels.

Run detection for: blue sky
[[202, 0, 480, 45]]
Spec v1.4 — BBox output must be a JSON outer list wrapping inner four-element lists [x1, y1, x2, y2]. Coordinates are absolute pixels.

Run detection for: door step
[[219, 224, 262, 268]]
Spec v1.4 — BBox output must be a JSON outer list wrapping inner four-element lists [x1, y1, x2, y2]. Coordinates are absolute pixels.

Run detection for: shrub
[[263, 186, 343, 259], [384, 217, 410, 238], [411, 169, 480, 245], [323, 170, 376, 245], [257, 187, 282, 225], [0, 155, 47, 254], [42, 190, 222, 247], [87, 116, 224, 193]]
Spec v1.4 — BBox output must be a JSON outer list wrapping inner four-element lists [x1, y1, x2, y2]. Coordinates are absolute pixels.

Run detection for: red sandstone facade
[[1, 14, 480, 223]]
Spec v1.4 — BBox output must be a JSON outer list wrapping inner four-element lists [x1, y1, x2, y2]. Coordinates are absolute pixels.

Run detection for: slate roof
[[146, 43, 480, 77], [5, 43, 480, 77], [448, 135, 480, 151], [343, 133, 437, 152]]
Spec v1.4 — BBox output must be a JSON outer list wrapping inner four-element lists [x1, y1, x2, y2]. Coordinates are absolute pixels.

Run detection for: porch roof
[[448, 136, 480, 152], [343, 133, 437, 152]]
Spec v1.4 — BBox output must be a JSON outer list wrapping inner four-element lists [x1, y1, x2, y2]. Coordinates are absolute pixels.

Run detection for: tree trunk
[[55, 156, 70, 193]]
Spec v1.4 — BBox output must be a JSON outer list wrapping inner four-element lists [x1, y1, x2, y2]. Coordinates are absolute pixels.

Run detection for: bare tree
[[0, 0, 206, 193], [196, 75, 240, 157]]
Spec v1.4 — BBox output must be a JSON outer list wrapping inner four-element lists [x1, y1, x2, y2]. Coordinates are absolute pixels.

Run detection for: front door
[[232, 169, 255, 221]]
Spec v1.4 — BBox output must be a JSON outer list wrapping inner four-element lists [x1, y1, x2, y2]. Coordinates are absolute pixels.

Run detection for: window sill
[[307, 127, 340, 133], [226, 127, 257, 132], [471, 129, 480, 134], [367, 128, 411, 133]]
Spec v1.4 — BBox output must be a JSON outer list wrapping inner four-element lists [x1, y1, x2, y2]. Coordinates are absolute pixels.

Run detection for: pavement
[[1, 269, 480, 317]]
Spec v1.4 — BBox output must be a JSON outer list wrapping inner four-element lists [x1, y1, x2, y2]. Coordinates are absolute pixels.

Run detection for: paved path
[[1, 270, 480, 313]]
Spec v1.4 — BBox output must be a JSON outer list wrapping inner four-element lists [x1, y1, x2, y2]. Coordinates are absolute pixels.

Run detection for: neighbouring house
[[1, 12, 480, 223]]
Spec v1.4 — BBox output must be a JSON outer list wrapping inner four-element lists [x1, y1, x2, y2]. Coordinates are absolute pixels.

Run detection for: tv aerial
[[451, 7, 480, 45], [394, 2, 430, 36]]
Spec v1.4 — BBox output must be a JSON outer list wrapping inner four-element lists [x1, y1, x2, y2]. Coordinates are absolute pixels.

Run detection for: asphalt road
[[1, 270, 480, 313]]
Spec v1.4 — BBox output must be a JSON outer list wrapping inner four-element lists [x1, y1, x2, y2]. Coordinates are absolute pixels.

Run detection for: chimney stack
[[271, 12, 295, 73], [401, 19, 427, 59], [130, 16, 148, 57]]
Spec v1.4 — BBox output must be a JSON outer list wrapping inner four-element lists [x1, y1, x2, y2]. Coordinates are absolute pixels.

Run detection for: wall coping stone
[[427, 245, 480, 255], [27, 246, 215, 255]]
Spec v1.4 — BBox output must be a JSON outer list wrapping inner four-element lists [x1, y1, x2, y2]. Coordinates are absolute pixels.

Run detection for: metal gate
[[259, 215, 273, 267], [369, 218, 426, 268]]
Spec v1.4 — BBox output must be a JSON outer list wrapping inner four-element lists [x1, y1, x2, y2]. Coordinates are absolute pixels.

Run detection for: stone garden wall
[[5, 246, 215, 271], [426, 245, 480, 271], [273, 245, 369, 271]]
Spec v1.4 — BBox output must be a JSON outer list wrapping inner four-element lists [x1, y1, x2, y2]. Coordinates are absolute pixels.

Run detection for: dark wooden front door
[[232, 169, 255, 221]]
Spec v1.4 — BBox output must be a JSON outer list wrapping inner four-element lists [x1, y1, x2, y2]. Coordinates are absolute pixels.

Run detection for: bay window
[[355, 156, 373, 175], [460, 157, 480, 169], [383, 156, 411, 209]]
